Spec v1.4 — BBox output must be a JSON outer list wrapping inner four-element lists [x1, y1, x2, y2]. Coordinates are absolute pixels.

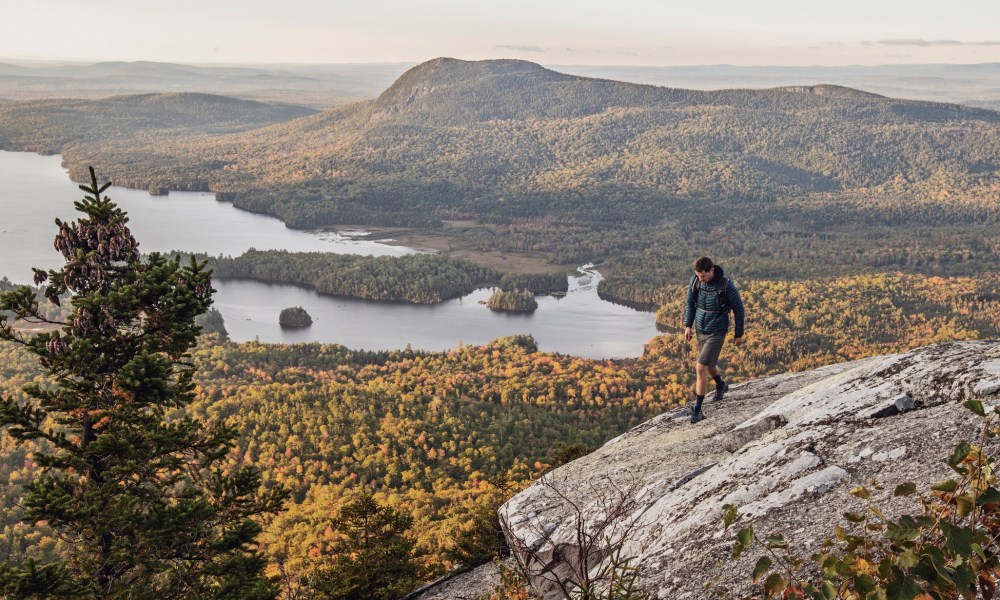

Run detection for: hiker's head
[[693, 256, 714, 282]]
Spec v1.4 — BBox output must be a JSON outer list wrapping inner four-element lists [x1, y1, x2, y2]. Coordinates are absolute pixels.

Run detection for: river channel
[[0, 151, 659, 358]]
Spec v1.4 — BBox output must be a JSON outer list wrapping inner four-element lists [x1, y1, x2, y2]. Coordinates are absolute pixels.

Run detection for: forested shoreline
[[207, 250, 498, 303], [191, 250, 570, 303]]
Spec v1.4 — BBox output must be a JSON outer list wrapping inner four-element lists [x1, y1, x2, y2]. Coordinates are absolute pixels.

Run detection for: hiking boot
[[714, 380, 729, 401], [690, 410, 706, 424]]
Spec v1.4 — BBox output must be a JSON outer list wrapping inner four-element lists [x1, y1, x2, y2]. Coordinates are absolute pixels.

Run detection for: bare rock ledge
[[416, 341, 1000, 599], [506, 340, 1000, 598]]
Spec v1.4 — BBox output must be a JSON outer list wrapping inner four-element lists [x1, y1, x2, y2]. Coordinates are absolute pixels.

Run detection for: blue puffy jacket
[[683, 266, 745, 337]]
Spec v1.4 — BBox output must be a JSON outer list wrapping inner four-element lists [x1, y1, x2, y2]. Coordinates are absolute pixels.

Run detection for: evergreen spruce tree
[[0, 168, 286, 598], [301, 494, 424, 600]]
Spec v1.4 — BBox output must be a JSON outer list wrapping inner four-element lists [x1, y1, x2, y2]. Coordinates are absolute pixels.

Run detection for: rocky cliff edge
[[495, 340, 1000, 598]]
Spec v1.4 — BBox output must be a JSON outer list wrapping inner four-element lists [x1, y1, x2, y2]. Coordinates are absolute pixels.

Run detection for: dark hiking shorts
[[696, 331, 726, 367]]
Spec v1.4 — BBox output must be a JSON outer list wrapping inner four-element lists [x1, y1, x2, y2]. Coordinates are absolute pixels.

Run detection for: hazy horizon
[[3, 57, 1000, 69], [5, 0, 1000, 67]]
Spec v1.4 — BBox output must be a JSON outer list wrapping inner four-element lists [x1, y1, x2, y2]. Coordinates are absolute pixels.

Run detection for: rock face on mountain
[[492, 340, 1000, 599], [776, 84, 885, 99]]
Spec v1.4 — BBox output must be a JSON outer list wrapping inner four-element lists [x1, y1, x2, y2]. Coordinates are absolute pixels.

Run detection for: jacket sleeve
[[727, 280, 745, 338], [683, 276, 698, 328]]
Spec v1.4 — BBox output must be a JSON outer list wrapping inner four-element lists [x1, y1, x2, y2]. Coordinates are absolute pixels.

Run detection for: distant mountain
[[0, 63, 35, 77], [85, 61, 216, 78], [555, 63, 1000, 110], [0, 60, 412, 108], [0, 92, 317, 153], [359, 58, 995, 125], [174, 58, 999, 226], [4, 58, 1000, 230]]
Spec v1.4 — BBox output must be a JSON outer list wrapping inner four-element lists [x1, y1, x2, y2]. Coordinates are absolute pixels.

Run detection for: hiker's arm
[[728, 282, 745, 339], [683, 277, 697, 330]]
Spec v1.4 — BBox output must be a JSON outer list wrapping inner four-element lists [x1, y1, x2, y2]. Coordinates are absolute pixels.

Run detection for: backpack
[[691, 274, 732, 313]]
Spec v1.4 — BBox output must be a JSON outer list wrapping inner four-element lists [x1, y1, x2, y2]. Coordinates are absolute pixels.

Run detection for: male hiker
[[683, 256, 745, 423]]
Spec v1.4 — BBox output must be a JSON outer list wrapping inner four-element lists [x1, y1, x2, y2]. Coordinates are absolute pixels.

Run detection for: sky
[[3, 0, 1000, 66]]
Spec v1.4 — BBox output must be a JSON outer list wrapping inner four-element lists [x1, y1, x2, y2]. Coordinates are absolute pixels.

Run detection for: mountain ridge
[[0, 91, 318, 154], [187, 57, 1000, 227], [359, 58, 999, 126], [774, 83, 886, 98], [4, 57, 1000, 245]]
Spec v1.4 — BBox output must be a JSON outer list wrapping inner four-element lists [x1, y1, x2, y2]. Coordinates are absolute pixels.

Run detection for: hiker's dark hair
[[694, 256, 714, 272]]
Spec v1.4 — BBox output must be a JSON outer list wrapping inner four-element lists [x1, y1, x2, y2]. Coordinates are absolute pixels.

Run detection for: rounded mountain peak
[[383, 57, 561, 92], [370, 57, 578, 123]]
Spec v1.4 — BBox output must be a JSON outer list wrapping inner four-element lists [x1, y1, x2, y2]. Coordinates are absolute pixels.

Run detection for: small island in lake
[[485, 289, 538, 313], [279, 306, 313, 328]]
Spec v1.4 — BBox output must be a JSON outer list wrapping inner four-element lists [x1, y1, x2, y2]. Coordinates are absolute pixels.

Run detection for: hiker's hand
[[733, 336, 744, 346], [684, 327, 692, 341]]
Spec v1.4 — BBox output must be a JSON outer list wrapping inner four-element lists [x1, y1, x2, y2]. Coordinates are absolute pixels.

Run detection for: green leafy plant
[[724, 399, 1000, 599]]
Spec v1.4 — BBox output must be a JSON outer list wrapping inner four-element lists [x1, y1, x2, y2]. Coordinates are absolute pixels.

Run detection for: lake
[[0, 151, 414, 281], [0, 151, 659, 358]]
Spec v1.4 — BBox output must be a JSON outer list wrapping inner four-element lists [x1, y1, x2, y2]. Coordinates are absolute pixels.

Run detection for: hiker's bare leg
[[696, 362, 710, 396]]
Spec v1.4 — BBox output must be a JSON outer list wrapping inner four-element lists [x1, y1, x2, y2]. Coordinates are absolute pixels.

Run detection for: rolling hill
[[0, 60, 411, 107], [0, 92, 318, 154], [2, 58, 999, 299], [8, 57, 992, 225]]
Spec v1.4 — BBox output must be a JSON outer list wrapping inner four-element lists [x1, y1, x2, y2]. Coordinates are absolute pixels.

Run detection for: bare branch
[[503, 469, 652, 599]]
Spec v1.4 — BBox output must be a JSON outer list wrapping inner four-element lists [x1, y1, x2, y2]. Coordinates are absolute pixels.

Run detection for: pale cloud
[[495, 45, 546, 53], [879, 38, 1000, 46]]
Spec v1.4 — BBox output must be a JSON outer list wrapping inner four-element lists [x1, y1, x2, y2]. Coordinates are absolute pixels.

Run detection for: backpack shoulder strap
[[717, 276, 731, 309]]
